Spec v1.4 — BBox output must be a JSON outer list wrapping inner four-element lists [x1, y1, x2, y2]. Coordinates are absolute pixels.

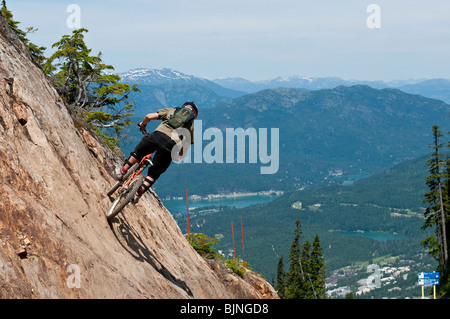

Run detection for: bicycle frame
[[119, 153, 153, 192]]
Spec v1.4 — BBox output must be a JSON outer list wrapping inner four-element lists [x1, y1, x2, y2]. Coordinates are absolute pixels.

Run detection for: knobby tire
[[106, 174, 143, 220]]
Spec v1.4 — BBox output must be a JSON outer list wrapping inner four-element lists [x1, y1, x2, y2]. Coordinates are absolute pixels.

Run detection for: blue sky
[[6, 0, 450, 81]]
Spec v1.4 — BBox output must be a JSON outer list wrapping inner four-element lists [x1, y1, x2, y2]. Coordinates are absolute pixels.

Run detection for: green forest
[[173, 152, 445, 298], [275, 220, 326, 299]]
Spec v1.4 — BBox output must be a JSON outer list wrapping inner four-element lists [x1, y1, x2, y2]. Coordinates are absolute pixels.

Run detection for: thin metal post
[[241, 217, 245, 267], [231, 222, 236, 260], [186, 189, 190, 235]]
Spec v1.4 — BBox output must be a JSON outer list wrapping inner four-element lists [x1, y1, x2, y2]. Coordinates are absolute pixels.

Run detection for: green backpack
[[166, 106, 195, 128]]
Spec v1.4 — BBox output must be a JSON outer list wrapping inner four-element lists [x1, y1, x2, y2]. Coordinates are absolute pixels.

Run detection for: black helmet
[[183, 101, 198, 118]]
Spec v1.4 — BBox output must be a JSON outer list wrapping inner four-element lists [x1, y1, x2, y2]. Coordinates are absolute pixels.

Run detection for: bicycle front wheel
[[106, 174, 144, 220]]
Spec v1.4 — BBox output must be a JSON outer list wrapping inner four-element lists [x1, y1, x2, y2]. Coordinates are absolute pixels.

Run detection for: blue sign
[[419, 278, 439, 286], [418, 272, 440, 285], [418, 272, 439, 279]]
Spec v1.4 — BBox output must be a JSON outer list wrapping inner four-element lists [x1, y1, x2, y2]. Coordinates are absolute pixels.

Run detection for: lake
[[162, 193, 282, 215], [341, 173, 372, 186], [334, 230, 405, 242]]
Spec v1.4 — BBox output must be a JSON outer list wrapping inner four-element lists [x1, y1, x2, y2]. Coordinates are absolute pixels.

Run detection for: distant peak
[[118, 68, 196, 83]]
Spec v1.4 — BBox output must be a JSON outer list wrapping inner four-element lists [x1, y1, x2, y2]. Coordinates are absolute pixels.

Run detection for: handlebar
[[138, 122, 148, 135]]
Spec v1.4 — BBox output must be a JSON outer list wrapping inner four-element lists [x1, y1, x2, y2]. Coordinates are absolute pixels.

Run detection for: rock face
[[205, 260, 279, 299], [0, 14, 278, 299]]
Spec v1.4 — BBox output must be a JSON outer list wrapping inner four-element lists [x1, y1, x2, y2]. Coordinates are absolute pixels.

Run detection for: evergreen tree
[[422, 125, 449, 274], [1, 0, 46, 65], [444, 156, 450, 256], [43, 28, 140, 153], [310, 233, 327, 298], [301, 240, 314, 298], [345, 292, 354, 299], [281, 220, 328, 299], [275, 256, 286, 299], [285, 219, 304, 299]]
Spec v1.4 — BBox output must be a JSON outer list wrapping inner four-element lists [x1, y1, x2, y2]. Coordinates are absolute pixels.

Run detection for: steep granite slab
[[0, 13, 277, 299]]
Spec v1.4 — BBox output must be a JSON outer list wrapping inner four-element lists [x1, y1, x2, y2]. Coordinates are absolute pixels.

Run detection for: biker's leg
[[119, 134, 156, 177], [114, 152, 139, 181], [121, 152, 138, 174], [133, 176, 154, 204], [135, 150, 172, 197], [137, 176, 154, 196]]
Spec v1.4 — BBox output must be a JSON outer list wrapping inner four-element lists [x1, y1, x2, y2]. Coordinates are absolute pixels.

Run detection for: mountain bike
[[106, 131, 153, 220]]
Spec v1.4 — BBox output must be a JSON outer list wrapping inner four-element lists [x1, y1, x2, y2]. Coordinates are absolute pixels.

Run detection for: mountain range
[[119, 68, 244, 102], [118, 83, 450, 198], [214, 76, 450, 105], [116, 68, 450, 198], [119, 68, 450, 104]]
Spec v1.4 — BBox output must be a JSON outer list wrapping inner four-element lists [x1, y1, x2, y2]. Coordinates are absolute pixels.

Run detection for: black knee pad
[[124, 152, 138, 167], [140, 176, 154, 193]]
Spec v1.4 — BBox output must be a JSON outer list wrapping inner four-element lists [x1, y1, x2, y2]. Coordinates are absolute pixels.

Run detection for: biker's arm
[[141, 112, 159, 126]]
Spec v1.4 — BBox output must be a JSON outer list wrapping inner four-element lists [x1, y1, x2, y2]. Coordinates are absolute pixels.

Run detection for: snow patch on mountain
[[119, 68, 197, 84]]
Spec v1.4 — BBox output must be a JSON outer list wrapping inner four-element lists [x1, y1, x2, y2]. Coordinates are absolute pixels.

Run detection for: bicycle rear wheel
[[106, 174, 143, 220], [106, 162, 139, 197]]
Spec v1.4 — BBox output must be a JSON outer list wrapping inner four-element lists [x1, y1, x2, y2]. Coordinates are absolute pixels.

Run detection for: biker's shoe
[[132, 193, 142, 204], [113, 167, 124, 181]]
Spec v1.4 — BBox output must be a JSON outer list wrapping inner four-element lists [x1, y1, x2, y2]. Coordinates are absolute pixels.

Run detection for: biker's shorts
[[133, 131, 176, 181]]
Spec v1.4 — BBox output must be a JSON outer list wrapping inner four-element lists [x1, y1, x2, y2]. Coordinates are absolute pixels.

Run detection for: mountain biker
[[114, 102, 198, 203]]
